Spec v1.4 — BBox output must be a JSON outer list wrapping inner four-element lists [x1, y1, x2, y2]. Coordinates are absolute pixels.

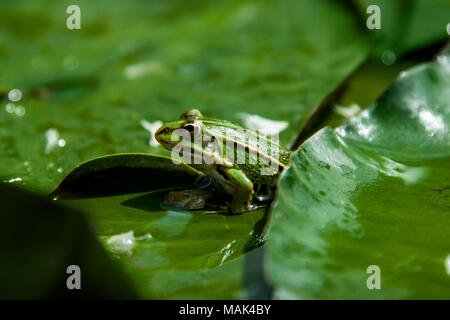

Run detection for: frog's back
[[204, 120, 291, 191]]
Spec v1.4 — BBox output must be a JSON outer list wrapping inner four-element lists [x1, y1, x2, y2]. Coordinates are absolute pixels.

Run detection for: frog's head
[[155, 109, 205, 151]]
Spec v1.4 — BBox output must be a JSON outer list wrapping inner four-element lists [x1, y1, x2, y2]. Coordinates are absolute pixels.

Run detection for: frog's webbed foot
[[196, 199, 266, 214], [201, 200, 232, 214], [246, 203, 267, 211], [223, 201, 266, 214], [202, 208, 228, 214], [203, 201, 247, 215]]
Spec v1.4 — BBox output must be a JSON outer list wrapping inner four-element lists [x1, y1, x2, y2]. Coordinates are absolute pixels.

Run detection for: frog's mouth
[[158, 141, 174, 150], [154, 136, 174, 150], [154, 127, 173, 150]]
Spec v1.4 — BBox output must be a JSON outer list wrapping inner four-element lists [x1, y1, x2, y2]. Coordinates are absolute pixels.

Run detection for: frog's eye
[[184, 124, 195, 133], [183, 122, 201, 138]]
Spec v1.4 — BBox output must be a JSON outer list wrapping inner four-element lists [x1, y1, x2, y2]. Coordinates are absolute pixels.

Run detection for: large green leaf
[[267, 53, 450, 299], [0, 183, 137, 299], [51, 153, 268, 299]]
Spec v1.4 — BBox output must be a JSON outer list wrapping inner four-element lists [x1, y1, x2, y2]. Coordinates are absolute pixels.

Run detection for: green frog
[[155, 109, 291, 213]]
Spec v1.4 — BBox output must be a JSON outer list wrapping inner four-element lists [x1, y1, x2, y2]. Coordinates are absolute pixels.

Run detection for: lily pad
[[51, 153, 268, 298], [50, 153, 201, 199], [267, 53, 450, 299]]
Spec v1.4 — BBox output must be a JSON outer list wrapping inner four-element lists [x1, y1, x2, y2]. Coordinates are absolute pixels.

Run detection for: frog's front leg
[[223, 168, 254, 213]]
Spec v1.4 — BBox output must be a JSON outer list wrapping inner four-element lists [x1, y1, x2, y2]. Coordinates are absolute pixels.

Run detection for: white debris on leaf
[[334, 103, 361, 119], [107, 231, 136, 255], [45, 128, 59, 154], [124, 61, 164, 80], [107, 231, 152, 255], [141, 119, 163, 147], [238, 112, 288, 135]]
